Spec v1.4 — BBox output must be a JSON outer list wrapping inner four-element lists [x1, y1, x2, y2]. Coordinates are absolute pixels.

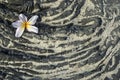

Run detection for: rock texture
[[0, 0, 120, 80]]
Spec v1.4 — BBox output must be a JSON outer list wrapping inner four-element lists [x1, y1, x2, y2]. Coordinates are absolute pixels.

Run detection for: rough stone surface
[[0, 0, 120, 80]]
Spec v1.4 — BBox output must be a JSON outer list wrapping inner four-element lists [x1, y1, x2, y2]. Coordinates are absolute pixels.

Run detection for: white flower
[[12, 14, 38, 37]]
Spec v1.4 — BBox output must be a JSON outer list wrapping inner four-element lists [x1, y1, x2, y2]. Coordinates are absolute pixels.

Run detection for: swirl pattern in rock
[[0, 0, 120, 80]]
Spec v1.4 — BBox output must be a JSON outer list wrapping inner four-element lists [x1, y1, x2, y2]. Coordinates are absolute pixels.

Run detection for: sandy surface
[[0, 0, 120, 80]]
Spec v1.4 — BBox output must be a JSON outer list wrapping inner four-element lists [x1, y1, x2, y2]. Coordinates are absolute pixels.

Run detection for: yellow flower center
[[22, 22, 30, 29]]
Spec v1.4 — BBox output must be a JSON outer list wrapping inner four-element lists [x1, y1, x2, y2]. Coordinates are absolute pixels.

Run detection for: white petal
[[27, 26, 38, 33], [12, 20, 21, 28], [15, 27, 25, 37], [19, 14, 27, 22], [28, 15, 38, 25]]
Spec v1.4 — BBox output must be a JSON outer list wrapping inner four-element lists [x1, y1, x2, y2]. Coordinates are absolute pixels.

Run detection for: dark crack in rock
[[0, 0, 120, 80]]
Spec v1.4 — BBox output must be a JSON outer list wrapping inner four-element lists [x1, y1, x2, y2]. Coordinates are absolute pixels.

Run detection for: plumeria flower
[[12, 14, 38, 37]]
